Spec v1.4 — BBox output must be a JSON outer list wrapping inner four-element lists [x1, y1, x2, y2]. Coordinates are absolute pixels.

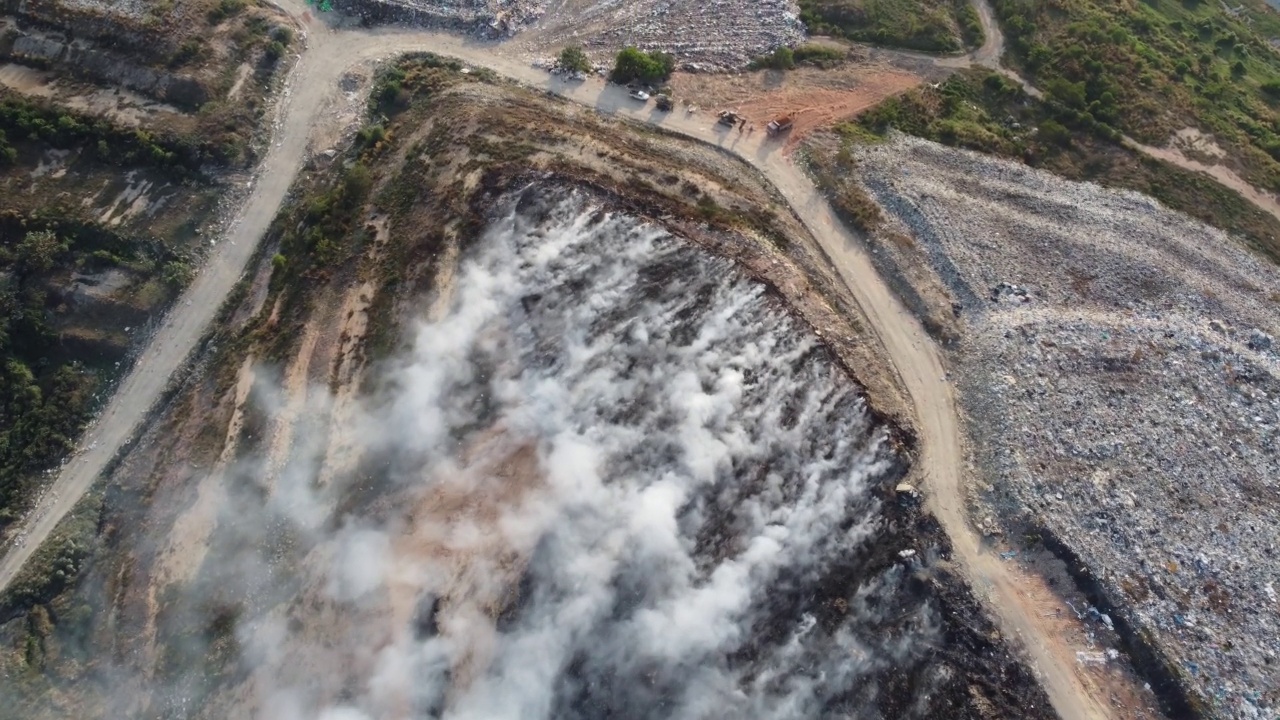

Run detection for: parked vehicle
[[655, 94, 674, 111], [629, 89, 650, 101]]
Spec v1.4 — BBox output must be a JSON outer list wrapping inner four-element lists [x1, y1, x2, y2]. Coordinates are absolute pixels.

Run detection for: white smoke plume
[[99, 188, 944, 719]]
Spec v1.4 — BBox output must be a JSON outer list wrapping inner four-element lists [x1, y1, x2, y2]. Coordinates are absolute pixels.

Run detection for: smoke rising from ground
[[92, 188, 947, 719]]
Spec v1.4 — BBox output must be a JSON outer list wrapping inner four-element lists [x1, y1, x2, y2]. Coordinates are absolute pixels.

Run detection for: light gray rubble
[[345, 0, 804, 69], [586, 0, 805, 70], [852, 134, 1280, 719]]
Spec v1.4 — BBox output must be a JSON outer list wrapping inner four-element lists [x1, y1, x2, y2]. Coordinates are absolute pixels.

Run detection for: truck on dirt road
[[766, 115, 794, 136]]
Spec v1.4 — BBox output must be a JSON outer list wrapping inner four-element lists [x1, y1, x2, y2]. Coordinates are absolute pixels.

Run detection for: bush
[[558, 45, 592, 73], [17, 230, 66, 274], [169, 38, 205, 68], [793, 44, 846, 68], [265, 41, 286, 63], [610, 47, 676, 84], [0, 96, 228, 171], [357, 123, 386, 147], [750, 46, 795, 71], [1038, 118, 1072, 147], [162, 260, 194, 288], [207, 0, 246, 23]]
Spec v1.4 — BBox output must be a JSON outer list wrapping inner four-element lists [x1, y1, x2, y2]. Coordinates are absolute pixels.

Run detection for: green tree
[[17, 230, 65, 274], [1038, 119, 1072, 147], [1044, 77, 1087, 110], [162, 260, 194, 288], [558, 45, 591, 74], [611, 47, 675, 83]]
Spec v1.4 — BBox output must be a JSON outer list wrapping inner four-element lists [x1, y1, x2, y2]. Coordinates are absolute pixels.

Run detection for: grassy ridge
[[830, 69, 1280, 264], [799, 0, 983, 52], [993, 0, 1280, 193]]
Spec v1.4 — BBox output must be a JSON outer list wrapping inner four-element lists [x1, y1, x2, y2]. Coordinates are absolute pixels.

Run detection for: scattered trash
[[1076, 651, 1108, 666]]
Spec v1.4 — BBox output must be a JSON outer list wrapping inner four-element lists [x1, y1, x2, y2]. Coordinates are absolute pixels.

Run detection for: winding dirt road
[[0, 4, 1135, 719]]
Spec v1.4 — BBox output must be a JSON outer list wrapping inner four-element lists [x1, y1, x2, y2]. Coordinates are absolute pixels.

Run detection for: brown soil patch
[[669, 64, 923, 148], [383, 430, 546, 709], [998, 547, 1166, 718]]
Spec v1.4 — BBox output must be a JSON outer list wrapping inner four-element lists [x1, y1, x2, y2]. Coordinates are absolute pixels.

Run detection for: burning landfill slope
[[0, 185, 1056, 719]]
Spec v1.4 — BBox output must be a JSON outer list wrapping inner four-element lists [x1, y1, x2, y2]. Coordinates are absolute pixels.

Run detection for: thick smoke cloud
[[132, 188, 939, 719]]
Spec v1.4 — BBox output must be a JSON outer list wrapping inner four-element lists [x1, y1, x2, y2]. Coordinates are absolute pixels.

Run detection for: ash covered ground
[[0, 186, 1052, 719], [853, 135, 1280, 719]]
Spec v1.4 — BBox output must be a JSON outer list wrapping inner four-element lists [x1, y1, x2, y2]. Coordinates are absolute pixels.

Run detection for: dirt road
[[0, 5, 1112, 720]]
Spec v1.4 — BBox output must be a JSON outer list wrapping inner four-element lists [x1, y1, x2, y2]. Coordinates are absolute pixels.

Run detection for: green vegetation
[[992, 0, 1280, 193], [0, 93, 235, 172], [558, 45, 592, 74], [272, 25, 295, 46], [207, 0, 247, 24], [610, 46, 676, 84], [264, 40, 286, 63], [0, 214, 189, 533], [752, 46, 797, 70], [798, 0, 981, 52], [278, 57, 484, 285], [168, 38, 207, 69], [270, 162, 374, 284], [845, 69, 1280, 262], [369, 53, 480, 117], [0, 489, 101, 622], [750, 44, 849, 70]]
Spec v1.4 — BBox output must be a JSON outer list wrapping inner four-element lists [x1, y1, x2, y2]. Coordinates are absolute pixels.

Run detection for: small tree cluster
[[610, 47, 676, 84], [558, 45, 592, 74]]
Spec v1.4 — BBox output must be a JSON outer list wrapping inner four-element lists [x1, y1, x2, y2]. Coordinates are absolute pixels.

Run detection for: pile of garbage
[[350, 0, 803, 67], [852, 135, 1280, 719], [341, 0, 549, 37], [589, 0, 805, 70]]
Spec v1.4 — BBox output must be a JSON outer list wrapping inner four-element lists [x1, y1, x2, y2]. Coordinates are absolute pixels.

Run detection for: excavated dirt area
[[0, 78, 1054, 720], [667, 58, 923, 149], [850, 134, 1280, 719]]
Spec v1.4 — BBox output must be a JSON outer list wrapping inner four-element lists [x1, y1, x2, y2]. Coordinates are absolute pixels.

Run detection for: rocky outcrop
[[2, 22, 208, 107], [0, 0, 168, 57]]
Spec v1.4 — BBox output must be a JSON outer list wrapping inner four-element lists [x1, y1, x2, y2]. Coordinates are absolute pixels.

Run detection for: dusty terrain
[[852, 134, 1280, 719], [667, 57, 922, 148], [5, 1, 1266, 719], [0, 73, 1056, 720]]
